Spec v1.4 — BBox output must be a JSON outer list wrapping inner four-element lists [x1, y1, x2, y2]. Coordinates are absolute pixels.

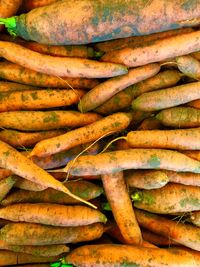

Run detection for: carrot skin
[[0, 81, 35, 92], [0, 176, 16, 201], [176, 55, 200, 79], [163, 170, 200, 187], [22, 0, 58, 11]]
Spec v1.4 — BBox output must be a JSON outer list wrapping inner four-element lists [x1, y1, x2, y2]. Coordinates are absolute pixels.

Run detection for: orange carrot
[[182, 150, 200, 162], [102, 171, 142, 245], [64, 244, 199, 267], [132, 81, 200, 112], [0, 168, 12, 180], [0, 88, 85, 112], [0, 222, 104, 245], [14, 176, 47, 191], [63, 149, 200, 176], [78, 63, 160, 112], [135, 209, 200, 251], [132, 183, 200, 214], [1, 180, 103, 205], [126, 128, 200, 150], [0, 81, 35, 92], [22, 0, 58, 11], [0, 61, 99, 89], [156, 107, 200, 128], [188, 99, 200, 109], [176, 55, 200, 79], [0, 42, 128, 78], [30, 112, 132, 157], [137, 117, 163, 130], [162, 170, 200, 187], [126, 170, 169, 189], [115, 139, 131, 150], [191, 51, 200, 61], [190, 211, 200, 227], [0, 110, 102, 131], [0, 176, 16, 202], [101, 31, 200, 67]]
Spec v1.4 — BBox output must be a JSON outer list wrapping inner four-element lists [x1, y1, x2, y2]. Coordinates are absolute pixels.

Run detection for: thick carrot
[[0, 176, 16, 201], [79, 63, 160, 112], [182, 150, 200, 162], [0, 222, 104, 245], [94, 28, 194, 53], [102, 171, 142, 245], [0, 42, 128, 78], [125, 170, 169, 189], [188, 99, 200, 109], [0, 81, 35, 92], [142, 228, 178, 246], [0, 110, 102, 131], [162, 170, 200, 187], [63, 149, 200, 176], [101, 31, 200, 67], [190, 211, 200, 227], [156, 107, 200, 128], [95, 69, 182, 115], [2, 0, 200, 44], [0, 62, 99, 89], [126, 128, 200, 150], [132, 183, 200, 214], [135, 209, 200, 251], [0, 88, 85, 112], [0, 0, 22, 31], [14, 176, 47, 191], [176, 55, 200, 79], [137, 117, 163, 130], [22, 0, 58, 11], [1, 180, 103, 205], [0, 140, 96, 207], [30, 112, 132, 157], [0, 250, 59, 266], [64, 244, 199, 267], [132, 81, 200, 112], [0, 203, 107, 226], [0, 129, 66, 148]]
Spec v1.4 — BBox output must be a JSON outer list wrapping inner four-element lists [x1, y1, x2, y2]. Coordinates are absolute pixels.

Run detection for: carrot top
[[0, 17, 17, 36]]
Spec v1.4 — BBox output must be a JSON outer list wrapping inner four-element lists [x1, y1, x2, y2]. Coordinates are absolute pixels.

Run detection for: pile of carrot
[[0, 1, 200, 266]]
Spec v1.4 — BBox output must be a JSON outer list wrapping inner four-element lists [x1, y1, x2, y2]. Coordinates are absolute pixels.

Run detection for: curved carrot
[[0, 81, 35, 92], [176, 55, 200, 79], [0, 41, 128, 78], [79, 63, 160, 112]]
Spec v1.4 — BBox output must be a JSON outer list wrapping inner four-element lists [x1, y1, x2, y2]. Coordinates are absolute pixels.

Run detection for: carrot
[[64, 244, 199, 267], [156, 107, 200, 128], [176, 55, 200, 79], [115, 139, 131, 150], [78, 63, 160, 112], [0, 250, 59, 266], [30, 112, 132, 157], [126, 128, 200, 150], [182, 150, 200, 162], [162, 170, 200, 187], [95, 69, 182, 115], [0, 42, 128, 78], [191, 51, 200, 61], [137, 117, 163, 130], [102, 171, 142, 245], [94, 28, 194, 53], [0, 88, 85, 112], [14, 176, 47, 191], [170, 247, 200, 266], [1, 180, 103, 205], [63, 149, 200, 176], [0, 0, 22, 31], [188, 99, 200, 109], [126, 170, 169, 189], [0, 81, 35, 92], [0, 168, 12, 180], [132, 183, 200, 214], [0, 62, 99, 89], [190, 211, 200, 227], [135, 209, 200, 251], [22, 0, 58, 11], [101, 31, 200, 67], [0, 222, 104, 245], [0, 110, 102, 131], [132, 81, 200, 112], [0, 140, 96, 207], [0, 176, 16, 202], [0, 203, 107, 226], [2, 0, 200, 45]]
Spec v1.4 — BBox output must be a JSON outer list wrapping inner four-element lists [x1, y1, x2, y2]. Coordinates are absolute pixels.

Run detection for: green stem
[[93, 50, 105, 59], [0, 17, 17, 36], [102, 202, 112, 211], [131, 191, 143, 202]]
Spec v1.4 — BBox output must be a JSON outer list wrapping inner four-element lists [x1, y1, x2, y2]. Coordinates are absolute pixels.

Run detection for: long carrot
[[0, 42, 128, 78], [2, 1, 200, 44], [0, 110, 102, 131], [102, 171, 142, 245], [30, 112, 132, 157], [0, 61, 99, 89], [0, 176, 16, 202], [190, 211, 200, 227], [95, 69, 182, 115], [0, 81, 35, 92], [162, 170, 200, 187], [0, 222, 104, 245], [64, 244, 199, 267], [132, 183, 200, 214], [176, 55, 200, 79], [78, 63, 160, 112], [1, 180, 103, 205], [125, 170, 169, 189], [0, 140, 96, 207], [132, 81, 200, 112], [22, 0, 58, 11], [101, 30, 200, 67], [156, 107, 200, 128], [0, 88, 85, 112], [126, 128, 200, 150], [62, 149, 200, 176]]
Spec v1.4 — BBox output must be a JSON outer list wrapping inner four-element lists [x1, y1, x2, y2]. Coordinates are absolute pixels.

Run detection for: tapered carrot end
[[0, 17, 17, 36]]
